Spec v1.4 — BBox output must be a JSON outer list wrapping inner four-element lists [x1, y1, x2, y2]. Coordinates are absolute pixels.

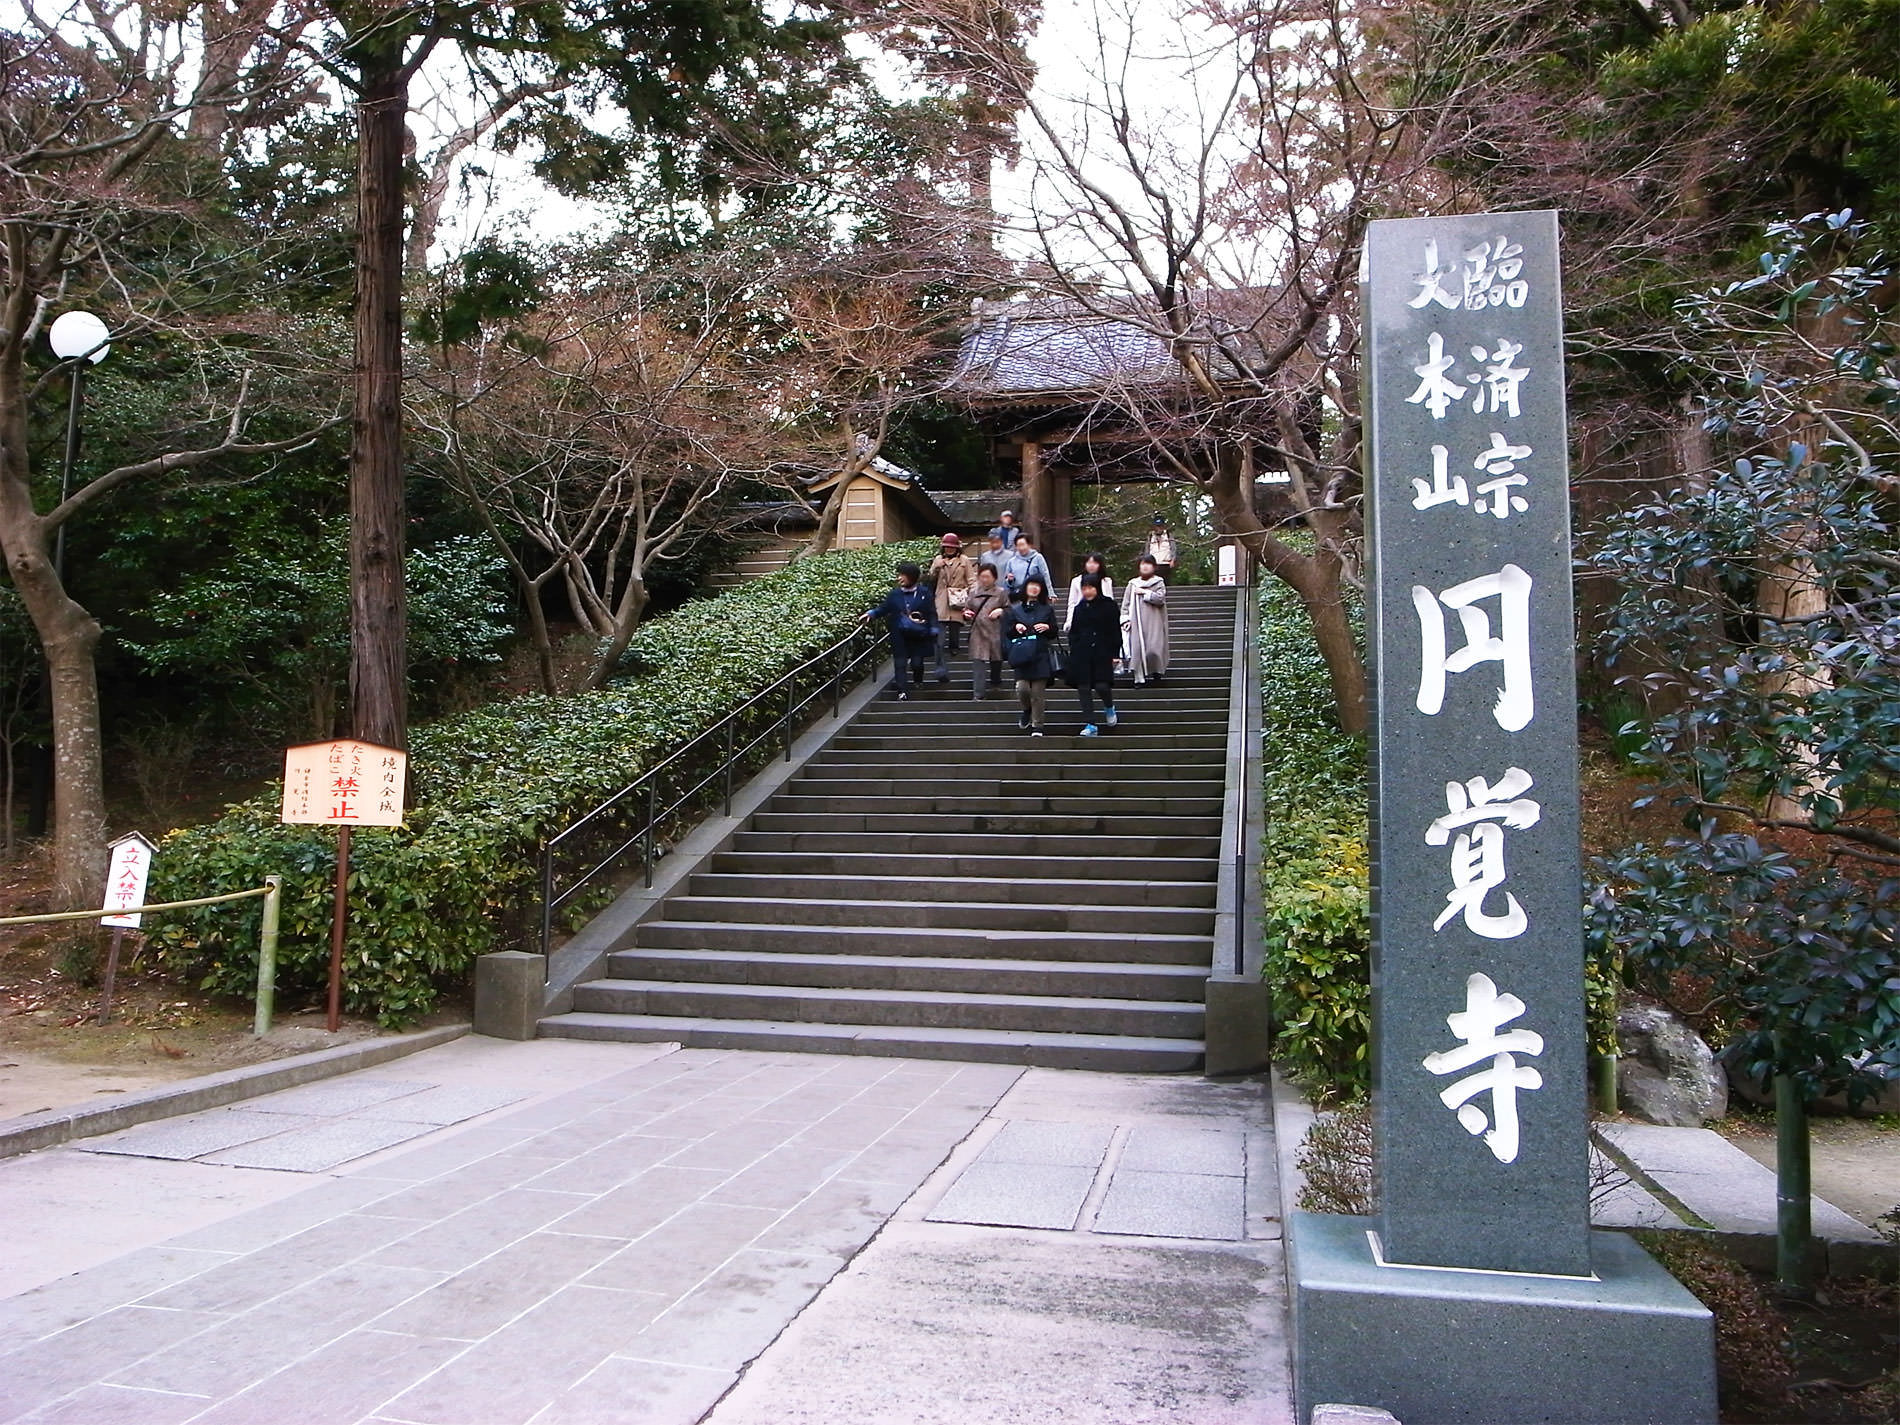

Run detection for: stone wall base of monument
[[1289, 1211, 1716, 1425]]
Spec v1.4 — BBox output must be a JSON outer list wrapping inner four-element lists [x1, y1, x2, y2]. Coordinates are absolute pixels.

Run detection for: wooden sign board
[[100, 832, 157, 928], [282, 740, 406, 828]]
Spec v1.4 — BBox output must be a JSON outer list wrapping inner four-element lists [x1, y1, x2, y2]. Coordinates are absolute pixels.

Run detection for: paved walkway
[[0, 1038, 1289, 1425]]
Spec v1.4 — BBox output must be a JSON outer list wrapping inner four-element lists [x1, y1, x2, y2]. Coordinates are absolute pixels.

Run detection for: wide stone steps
[[745, 810, 1225, 836], [590, 949, 1207, 1000], [727, 829, 1220, 860], [687, 871, 1216, 907], [535, 1014, 1206, 1072], [629, 920, 1213, 965], [544, 584, 1239, 1070], [706, 851, 1222, 884], [562, 979, 1203, 1038], [653, 893, 1214, 935]]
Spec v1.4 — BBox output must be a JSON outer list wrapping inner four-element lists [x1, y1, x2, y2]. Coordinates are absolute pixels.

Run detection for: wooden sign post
[[96, 831, 156, 1025], [281, 740, 406, 1031]]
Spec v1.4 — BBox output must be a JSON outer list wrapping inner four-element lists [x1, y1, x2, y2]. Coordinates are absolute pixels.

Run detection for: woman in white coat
[[1121, 555, 1170, 685], [1063, 552, 1115, 630]]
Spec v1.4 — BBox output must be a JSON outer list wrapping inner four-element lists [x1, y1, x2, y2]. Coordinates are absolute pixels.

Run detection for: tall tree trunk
[[1206, 446, 1368, 734], [0, 538, 107, 905], [349, 55, 410, 750], [0, 335, 108, 905]]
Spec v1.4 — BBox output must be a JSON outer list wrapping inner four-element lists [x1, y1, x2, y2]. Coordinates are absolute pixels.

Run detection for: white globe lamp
[[49, 310, 111, 364]]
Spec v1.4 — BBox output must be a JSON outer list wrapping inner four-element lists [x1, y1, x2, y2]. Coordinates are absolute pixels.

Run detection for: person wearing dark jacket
[[1001, 576, 1058, 735], [1065, 574, 1121, 736], [863, 562, 939, 699]]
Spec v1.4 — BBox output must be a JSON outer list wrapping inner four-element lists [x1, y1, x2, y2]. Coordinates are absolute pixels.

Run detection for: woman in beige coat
[[962, 563, 1010, 698], [927, 534, 976, 684]]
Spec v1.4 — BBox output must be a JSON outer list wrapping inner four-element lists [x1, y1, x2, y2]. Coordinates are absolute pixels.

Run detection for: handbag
[[1005, 634, 1043, 671], [1046, 638, 1066, 680], [947, 587, 970, 609]]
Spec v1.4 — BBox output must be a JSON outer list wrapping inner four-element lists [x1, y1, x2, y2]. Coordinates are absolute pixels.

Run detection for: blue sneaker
[[1079, 723, 1100, 737], [1104, 706, 1118, 727]]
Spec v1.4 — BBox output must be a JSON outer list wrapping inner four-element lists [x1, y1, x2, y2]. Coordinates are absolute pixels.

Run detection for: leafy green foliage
[[1583, 216, 1900, 1100], [1589, 831, 1900, 1105], [142, 541, 932, 1025], [1257, 574, 1372, 1095], [124, 533, 514, 740]]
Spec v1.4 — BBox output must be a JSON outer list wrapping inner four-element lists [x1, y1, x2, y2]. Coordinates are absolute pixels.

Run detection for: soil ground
[[1, 839, 465, 1122], [1717, 1109, 1900, 1235]]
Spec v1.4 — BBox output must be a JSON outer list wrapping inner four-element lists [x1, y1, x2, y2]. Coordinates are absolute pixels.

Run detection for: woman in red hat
[[926, 533, 975, 685]]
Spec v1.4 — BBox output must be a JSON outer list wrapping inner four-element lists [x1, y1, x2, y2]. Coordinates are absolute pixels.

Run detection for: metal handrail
[[1231, 561, 1257, 975], [538, 620, 884, 953]]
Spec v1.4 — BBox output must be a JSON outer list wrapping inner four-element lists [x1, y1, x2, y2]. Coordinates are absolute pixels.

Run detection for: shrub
[[1257, 574, 1373, 1095], [144, 540, 935, 1025]]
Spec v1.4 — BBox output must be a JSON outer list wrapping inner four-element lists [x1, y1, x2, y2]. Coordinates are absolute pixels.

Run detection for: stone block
[[1203, 975, 1271, 1077], [1290, 1212, 1716, 1425], [474, 951, 545, 1041], [1313, 1407, 1403, 1425]]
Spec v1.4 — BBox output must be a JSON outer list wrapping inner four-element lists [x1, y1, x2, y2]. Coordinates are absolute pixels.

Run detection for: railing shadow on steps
[[537, 622, 884, 955]]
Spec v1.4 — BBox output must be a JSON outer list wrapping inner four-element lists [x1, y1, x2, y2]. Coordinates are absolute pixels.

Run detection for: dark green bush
[[145, 540, 934, 1025], [1257, 575, 1372, 1096]]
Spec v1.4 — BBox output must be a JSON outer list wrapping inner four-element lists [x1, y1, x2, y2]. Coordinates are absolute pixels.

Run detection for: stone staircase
[[539, 585, 1239, 1070]]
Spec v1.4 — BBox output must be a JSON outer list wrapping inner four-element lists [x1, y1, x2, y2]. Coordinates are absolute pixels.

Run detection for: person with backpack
[[862, 561, 938, 700]]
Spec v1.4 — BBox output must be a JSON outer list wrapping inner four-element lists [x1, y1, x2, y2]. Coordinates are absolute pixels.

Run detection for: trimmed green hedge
[[146, 540, 935, 1024], [1257, 576, 1372, 1097]]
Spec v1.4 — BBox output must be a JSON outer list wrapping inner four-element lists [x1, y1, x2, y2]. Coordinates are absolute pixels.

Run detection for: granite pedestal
[[1289, 1212, 1715, 1425]]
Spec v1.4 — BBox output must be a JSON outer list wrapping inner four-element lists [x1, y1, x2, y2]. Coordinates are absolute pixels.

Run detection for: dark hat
[[940, 533, 961, 547], [1152, 514, 1167, 524]]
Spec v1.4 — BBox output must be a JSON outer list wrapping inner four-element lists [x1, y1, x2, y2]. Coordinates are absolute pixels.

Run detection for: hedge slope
[[146, 540, 934, 1024], [1257, 576, 1372, 1096]]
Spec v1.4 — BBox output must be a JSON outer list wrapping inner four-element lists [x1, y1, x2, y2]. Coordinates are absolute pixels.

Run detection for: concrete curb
[[0, 1022, 469, 1162]]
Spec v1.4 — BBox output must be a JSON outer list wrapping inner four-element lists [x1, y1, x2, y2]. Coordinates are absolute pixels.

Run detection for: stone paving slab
[[198, 1117, 439, 1172], [241, 1079, 433, 1117], [1597, 1122, 1878, 1240], [925, 1160, 1098, 1230], [75, 1110, 323, 1162], [0, 1046, 1023, 1425], [708, 1067, 1290, 1424], [1093, 1168, 1245, 1241]]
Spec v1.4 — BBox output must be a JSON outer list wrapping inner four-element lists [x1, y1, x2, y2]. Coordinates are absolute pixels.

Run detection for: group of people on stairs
[[862, 517, 1174, 737]]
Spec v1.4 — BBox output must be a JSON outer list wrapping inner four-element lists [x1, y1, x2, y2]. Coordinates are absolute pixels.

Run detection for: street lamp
[[47, 311, 110, 581]]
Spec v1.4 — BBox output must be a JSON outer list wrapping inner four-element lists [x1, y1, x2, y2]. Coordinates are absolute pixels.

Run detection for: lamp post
[[46, 311, 110, 581]]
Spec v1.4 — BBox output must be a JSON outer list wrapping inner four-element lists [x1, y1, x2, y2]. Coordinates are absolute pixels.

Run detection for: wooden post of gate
[[281, 740, 407, 1031]]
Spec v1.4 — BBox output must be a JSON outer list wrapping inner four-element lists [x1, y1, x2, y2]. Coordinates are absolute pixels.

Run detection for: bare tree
[[916, 0, 1543, 733], [419, 260, 790, 691], [0, 11, 333, 906]]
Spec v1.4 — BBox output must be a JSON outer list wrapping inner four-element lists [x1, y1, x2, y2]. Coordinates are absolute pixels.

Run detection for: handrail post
[[643, 782, 657, 887], [540, 848, 555, 956], [255, 875, 282, 1036], [783, 676, 794, 760], [723, 717, 735, 814]]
